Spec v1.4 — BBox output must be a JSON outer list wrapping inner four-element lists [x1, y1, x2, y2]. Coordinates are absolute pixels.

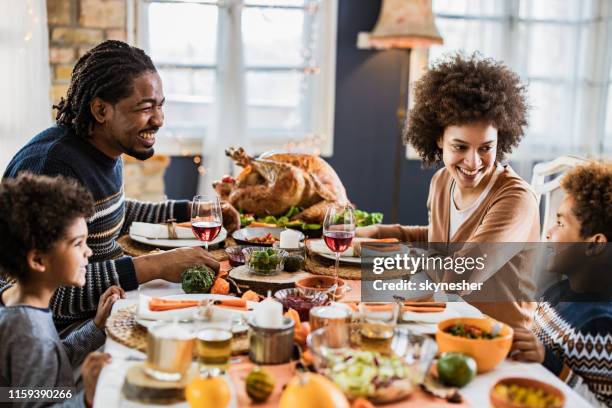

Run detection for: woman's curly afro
[[404, 53, 528, 166]]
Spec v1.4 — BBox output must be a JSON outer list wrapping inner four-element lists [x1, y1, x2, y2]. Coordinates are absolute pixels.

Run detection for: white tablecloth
[[95, 280, 595, 407]]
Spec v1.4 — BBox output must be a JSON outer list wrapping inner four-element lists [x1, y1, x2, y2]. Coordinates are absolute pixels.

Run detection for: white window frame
[[423, 0, 612, 160], [129, 0, 337, 156]]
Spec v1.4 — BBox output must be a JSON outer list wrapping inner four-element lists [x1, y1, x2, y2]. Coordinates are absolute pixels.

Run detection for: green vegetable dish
[[239, 206, 384, 230], [245, 247, 285, 275], [181, 265, 216, 293]]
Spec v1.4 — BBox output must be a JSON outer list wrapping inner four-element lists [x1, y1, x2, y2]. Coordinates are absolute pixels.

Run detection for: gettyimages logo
[[372, 252, 486, 275]]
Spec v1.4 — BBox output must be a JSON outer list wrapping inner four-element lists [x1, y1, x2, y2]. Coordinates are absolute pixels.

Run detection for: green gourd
[[245, 367, 275, 402]]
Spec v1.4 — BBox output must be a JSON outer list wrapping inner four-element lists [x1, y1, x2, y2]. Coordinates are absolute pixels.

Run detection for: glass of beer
[[358, 302, 400, 354], [196, 326, 232, 375]]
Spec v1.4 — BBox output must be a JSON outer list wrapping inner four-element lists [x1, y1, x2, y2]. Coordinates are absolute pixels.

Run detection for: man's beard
[[125, 147, 155, 160]]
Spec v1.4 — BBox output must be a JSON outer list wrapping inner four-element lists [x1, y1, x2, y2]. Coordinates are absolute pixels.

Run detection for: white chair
[[530, 155, 589, 295], [531, 155, 589, 240]]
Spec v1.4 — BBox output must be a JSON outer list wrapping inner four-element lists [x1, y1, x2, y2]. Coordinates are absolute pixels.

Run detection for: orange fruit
[[185, 375, 231, 408]]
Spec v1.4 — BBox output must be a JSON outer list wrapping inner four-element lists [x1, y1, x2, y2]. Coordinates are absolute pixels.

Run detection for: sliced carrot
[[241, 290, 261, 302], [402, 306, 446, 313], [215, 298, 247, 308], [149, 298, 199, 311]]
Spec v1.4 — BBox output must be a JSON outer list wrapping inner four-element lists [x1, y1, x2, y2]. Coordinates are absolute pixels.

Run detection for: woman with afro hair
[[358, 53, 540, 329]]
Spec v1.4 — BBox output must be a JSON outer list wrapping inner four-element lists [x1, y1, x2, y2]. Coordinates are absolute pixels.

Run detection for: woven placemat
[[304, 241, 408, 281], [117, 235, 235, 262], [106, 305, 147, 352]]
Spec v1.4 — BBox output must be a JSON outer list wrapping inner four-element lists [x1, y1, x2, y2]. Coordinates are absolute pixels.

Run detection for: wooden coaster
[[106, 305, 147, 352], [122, 363, 198, 404], [229, 265, 311, 296]]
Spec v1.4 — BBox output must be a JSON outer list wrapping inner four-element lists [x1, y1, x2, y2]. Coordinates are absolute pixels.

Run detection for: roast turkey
[[213, 147, 348, 223]]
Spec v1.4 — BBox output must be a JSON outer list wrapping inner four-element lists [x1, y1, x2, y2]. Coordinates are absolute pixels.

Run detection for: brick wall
[[46, 0, 169, 202], [46, 0, 127, 105]]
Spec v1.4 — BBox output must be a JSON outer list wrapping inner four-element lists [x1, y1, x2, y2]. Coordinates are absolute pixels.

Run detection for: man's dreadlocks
[[54, 40, 156, 138]]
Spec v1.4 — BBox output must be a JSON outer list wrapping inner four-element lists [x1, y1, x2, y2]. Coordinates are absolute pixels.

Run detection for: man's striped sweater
[[3, 125, 189, 329]]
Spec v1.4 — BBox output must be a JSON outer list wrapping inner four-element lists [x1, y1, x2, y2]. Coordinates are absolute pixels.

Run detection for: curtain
[[197, 0, 248, 196], [0, 0, 52, 173]]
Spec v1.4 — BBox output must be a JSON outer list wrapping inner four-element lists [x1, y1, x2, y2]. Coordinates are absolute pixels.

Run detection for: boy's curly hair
[[0, 173, 94, 281], [404, 53, 528, 166], [561, 162, 612, 240]]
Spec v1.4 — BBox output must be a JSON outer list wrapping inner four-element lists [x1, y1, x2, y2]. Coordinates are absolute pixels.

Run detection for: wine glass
[[191, 195, 223, 251], [323, 203, 355, 286]]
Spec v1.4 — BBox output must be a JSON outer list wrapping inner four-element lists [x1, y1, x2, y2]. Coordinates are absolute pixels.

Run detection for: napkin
[[129, 221, 195, 239]]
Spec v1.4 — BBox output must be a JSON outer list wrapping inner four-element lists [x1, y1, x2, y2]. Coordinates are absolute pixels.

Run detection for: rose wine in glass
[[323, 204, 355, 286], [191, 195, 223, 251]]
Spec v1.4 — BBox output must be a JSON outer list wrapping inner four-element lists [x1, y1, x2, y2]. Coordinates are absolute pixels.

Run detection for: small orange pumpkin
[[279, 373, 349, 408], [185, 375, 231, 408]]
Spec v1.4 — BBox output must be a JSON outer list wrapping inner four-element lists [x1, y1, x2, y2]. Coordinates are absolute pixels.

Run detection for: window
[[135, 0, 337, 156], [430, 0, 612, 158]]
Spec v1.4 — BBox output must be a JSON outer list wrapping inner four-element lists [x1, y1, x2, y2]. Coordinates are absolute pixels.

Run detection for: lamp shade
[[369, 0, 443, 49]]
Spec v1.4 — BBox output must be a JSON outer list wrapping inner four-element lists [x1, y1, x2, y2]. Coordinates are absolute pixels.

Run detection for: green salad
[[239, 206, 383, 230]]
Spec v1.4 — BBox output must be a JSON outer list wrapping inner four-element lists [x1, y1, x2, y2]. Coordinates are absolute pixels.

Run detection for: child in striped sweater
[[511, 162, 612, 406]]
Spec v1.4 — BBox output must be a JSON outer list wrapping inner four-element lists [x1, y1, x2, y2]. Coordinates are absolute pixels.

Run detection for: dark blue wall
[[325, 0, 436, 225], [165, 0, 436, 225]]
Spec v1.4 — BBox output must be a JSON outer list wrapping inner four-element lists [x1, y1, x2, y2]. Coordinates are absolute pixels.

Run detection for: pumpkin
[[181, 265, 216, 293], [210, 277, 230, 295], [245, 367, 275, 403], [185, 375, 231, 408], [279, 373, 349, 408], [351, 397, 375, 408]]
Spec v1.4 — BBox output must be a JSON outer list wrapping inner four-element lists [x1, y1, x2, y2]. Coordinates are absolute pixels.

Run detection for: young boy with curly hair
[[0, 173, 125, 407], [357, 53, 539, 329], [511, 162, 612, 407]]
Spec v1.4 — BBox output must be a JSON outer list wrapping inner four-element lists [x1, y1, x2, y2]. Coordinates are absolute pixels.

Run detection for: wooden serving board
[[229, 265, 311, 296], [122, 363, 198, 404]]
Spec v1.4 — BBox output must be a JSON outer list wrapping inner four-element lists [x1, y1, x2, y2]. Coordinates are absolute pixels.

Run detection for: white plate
[[399, 301, 483, 334], [129, 227, 227, 249], [310, 239, 425, 265], [136, 293, 254, 328]]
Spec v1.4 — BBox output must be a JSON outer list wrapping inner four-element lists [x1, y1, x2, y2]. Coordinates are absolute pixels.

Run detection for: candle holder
[[247, 316, 295, 364]]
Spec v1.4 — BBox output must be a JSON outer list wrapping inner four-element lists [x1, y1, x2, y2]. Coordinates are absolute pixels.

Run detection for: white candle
[[255, 297, 283, 328], [279, 229, 300, 249]]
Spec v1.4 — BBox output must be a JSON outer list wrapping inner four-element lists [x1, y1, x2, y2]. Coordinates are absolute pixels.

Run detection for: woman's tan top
[[374, 165, 540, 328]]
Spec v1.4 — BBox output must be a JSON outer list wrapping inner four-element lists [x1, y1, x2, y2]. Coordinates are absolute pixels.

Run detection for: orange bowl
[[295, 276, 348, 301], [490, 377, 565, 408], [436, 317, 513, 373]]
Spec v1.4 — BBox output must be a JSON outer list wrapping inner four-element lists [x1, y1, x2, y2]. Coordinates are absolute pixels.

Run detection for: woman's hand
[[93, 285, 125, 329], [355, 225, 379, 238], [510, 327, 545, 363]]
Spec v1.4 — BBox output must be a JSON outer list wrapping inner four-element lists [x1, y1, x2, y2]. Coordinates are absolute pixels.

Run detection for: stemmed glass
[[323, 203, 355, 286], [191, 195, 223, 251]]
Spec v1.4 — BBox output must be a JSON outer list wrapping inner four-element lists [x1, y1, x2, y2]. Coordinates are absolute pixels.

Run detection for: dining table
[[94, 262, 595, 407]]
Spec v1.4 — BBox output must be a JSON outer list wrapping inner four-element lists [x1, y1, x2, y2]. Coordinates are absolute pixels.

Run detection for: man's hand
[[510, 327, 545, 363], [82, 352, 112, 406], [133, 247, 220, 284], [93, 285, 125, 329], [221, 201, 240, 233]]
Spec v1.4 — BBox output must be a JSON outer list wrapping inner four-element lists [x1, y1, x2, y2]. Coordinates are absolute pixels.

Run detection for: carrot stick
[[214, 298, 247, 308]]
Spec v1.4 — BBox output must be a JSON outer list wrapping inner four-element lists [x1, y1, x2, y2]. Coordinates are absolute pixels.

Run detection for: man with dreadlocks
[[3, 40, 238, 330]]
